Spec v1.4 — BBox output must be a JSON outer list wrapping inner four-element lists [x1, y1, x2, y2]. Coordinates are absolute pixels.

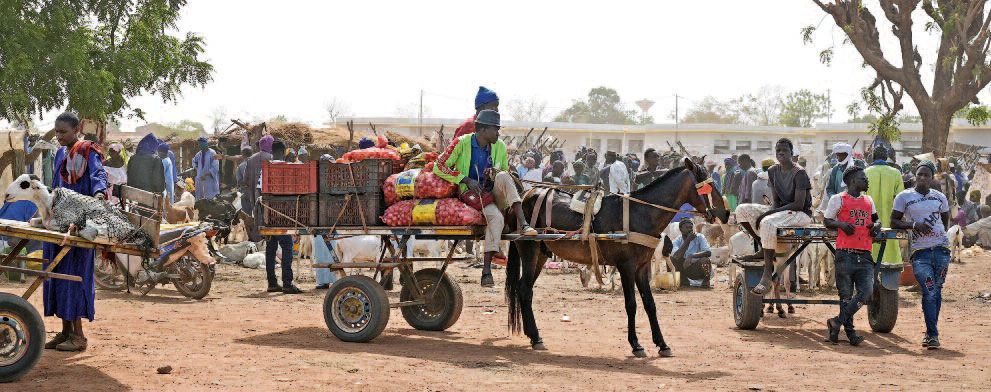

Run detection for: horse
[[505, 157, 729, 357]]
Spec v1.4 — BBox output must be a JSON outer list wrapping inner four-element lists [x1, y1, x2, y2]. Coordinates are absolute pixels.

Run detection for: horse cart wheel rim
[[411, 278, 446, 319], [333, 288, 373, 334], [0, 312, 29, 367]]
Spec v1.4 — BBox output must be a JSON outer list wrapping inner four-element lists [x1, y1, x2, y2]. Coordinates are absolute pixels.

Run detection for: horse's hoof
[[632, 348, 647, 358], [659, 347, 674, 357], [532, 342, 547, 351]]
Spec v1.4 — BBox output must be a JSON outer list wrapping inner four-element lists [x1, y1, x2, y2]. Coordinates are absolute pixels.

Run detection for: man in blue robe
[[43, 112, 108, 352], [192, 136, 219, 199]]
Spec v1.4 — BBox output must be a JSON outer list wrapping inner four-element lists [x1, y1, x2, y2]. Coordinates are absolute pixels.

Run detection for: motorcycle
[[94, 221, 222, 299]]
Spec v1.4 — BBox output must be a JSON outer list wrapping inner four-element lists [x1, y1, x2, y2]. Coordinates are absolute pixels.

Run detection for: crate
[[319, 159, 394, 194], [261, 161, 318, 194], [261, 194, 319, 227], [319, 193, 383, 227]]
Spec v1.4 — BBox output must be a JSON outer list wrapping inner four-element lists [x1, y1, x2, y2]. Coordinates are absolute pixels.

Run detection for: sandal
[[519, 224, 537, 236], [56, 334, 87, 352]]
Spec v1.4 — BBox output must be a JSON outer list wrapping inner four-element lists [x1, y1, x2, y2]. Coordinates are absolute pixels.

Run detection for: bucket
[[655, 271, 680, 291]]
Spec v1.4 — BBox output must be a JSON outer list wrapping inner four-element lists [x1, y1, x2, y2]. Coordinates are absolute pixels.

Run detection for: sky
[[12, 0, 978, 131]]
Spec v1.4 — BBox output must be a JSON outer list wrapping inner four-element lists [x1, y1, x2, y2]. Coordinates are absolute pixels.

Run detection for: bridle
[[692, 172, 724, 223]]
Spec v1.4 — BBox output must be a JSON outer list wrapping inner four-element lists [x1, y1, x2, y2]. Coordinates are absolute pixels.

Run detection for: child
[[822, 165, 881, 346]]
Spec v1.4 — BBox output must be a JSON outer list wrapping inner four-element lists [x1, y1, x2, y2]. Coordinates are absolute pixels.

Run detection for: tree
[[507, 97, 548, 122], [679, 96, 741, 124], [779, 89, 831, 127], [807, 1, 991, 156], [554, 87, 637, 124], [0, 1, 213, 142], [209, 107, 228, 134], [325, 97, 352, 125], [736, 86, 785, 126]]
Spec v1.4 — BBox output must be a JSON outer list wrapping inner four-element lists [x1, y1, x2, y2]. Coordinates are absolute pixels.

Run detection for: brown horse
[[505, 158, 729, 357]]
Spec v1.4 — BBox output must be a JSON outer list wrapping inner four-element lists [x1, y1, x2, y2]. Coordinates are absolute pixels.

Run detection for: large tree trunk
[[921, 110, 951, 157]]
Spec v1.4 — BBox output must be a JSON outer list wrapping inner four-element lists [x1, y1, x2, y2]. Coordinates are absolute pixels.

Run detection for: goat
[[242, 252, 266, 269], [164, 199, 194, 224], [947, 225, 964, 263], [217, 241, 258, 264]]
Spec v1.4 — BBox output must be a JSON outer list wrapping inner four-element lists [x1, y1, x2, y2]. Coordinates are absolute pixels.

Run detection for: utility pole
[[418, 89, 424, 137], [674, 93, 682, 143], [826, 88, 832, 123]]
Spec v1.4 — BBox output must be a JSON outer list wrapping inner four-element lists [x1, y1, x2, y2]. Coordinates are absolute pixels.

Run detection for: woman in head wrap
[[192, 136, 219, 199], [126, 133, 166, 195]]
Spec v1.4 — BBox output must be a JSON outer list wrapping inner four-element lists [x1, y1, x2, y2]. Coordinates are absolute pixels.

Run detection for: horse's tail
[[505, 241, 522, 335]]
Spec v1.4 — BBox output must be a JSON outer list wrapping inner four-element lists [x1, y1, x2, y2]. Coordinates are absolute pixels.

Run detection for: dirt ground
[[4, 251, 991, 392]]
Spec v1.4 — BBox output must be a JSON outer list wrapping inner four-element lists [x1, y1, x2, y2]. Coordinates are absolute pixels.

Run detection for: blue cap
[[474, 86, 499, 109], [474, 110, 500, 127]]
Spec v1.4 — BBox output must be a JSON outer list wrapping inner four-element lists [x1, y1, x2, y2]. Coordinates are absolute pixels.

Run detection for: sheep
[[947, 224, 964, 263], [242, 252, 266, 269], [3, 173, 150, 246], [217, 241, 258, 264]]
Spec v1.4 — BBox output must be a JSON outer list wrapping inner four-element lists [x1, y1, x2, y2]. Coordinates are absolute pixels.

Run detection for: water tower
[[635, 99, 655, 124]]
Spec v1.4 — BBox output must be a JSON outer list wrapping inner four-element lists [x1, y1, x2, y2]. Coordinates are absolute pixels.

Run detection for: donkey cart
[[732, 225, 908, 331], [260, 225, 630, 343]]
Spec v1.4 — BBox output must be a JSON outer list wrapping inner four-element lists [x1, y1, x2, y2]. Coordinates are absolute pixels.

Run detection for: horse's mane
[[630, 166, 689, 197]]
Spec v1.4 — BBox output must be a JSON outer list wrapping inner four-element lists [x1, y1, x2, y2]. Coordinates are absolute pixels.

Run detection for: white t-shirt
[[893, 188, 950, 250]]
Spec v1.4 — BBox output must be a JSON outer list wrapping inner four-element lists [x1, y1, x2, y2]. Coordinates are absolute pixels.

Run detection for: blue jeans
[[912, 246, 950, 337], [266, 235, 295, 286], [834, 249, 875, 332]]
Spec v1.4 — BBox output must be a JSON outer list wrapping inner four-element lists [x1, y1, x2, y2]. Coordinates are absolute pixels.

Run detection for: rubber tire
[[400, 268, 464, 331], [733, 272, 762, 330], [93, 253, 126, 291], [868, 285, 898, 333], [169, 256, 214, 300], [324, 275, 391, 343], [0, 293, 44, 383]]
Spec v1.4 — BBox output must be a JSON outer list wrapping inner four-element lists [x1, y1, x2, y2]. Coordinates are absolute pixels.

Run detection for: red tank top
[[836, 192, 873, 251]]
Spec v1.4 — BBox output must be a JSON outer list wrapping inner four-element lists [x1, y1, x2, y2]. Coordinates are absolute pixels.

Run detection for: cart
[[0, 185, 173, 382], [260, 225, 629, 343], [731, 225, 908, 331]]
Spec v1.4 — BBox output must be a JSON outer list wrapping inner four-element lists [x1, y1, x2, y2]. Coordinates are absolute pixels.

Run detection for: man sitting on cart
[[434, 109, 537, 288], [822, 165, 881, 346], [753, 138, 813, 295]]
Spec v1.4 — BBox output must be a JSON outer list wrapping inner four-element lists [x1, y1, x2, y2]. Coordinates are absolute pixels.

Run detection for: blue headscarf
[[158, 142, 170, 152], [475, 86, 499, 109], [136, 133, 160, 155]]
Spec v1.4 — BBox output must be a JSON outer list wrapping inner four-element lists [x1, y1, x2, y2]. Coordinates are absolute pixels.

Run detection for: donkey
[[505, 158, 729, 357]]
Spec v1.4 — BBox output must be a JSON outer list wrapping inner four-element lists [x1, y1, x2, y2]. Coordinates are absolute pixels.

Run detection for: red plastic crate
[[262, 161, 317, 194], [261, 194, 319, 227]]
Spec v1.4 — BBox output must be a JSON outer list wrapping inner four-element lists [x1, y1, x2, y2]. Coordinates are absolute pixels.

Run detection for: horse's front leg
[[616, 260, 645, 357], [635, 262, 672, 357]]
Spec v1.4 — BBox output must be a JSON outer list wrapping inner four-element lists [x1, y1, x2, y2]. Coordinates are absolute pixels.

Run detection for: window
[[736, 140, 751, 152], [824, 140, 847, 155], [628, 139, 644, 155], [589, 138, 602, 152], [714, 140, 731, 154], [755, 141, 773, 152], [606, 139, 621, 153], [901, 140, 922, 155]]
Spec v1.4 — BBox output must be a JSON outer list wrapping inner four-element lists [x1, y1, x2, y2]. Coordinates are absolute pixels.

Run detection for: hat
[[259, 135, 274, 153], [474, 86, 499, 109], [474, 109, 500, 127], [157, 142, 170, 152], [761, 158, 776, 169], [197, 136, 208, 143]]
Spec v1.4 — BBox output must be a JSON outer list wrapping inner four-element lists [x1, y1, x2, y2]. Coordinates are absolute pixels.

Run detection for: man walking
[[823, 165, 881, 346]]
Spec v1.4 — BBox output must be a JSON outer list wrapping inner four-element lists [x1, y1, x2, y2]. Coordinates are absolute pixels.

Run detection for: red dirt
[[4, 253, 990, 391]]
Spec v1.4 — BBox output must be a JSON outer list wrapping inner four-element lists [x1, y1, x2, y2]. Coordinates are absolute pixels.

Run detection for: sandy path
[[4, 252, 990, 391]]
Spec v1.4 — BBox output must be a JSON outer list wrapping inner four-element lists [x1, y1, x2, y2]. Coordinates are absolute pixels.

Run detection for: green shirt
[[433, 134, 509, 193]]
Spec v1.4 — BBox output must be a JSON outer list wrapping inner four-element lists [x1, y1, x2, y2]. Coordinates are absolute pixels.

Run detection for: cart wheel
[[733, 273, 762, 330], [400, 268, 463, 331], [869, 285, 898, 333], [0, 293, 44, 383], [169, 255, 214, 300], [324, 275, 390, 342]]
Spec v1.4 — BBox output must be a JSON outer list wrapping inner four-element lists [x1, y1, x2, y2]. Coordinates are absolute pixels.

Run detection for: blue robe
[[43, 146, 107, 322], [193, 148, 219, 199]]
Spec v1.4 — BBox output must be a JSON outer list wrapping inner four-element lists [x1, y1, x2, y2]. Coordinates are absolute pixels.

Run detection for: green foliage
[[680, 96, 741, 124], [0, 1, 213, 125], [779, 90, 831, 127], [954, 104, 991, 126], [847, 113, 879, 123], [554, 87, 637, 124]]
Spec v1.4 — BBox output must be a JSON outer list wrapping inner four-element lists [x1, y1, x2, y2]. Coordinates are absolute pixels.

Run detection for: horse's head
[[683, 156, 729, 224]]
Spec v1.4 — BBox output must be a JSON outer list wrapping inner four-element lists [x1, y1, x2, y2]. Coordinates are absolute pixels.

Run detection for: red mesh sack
[[381, 198, 485, 226], [383, 168, 458, 205]]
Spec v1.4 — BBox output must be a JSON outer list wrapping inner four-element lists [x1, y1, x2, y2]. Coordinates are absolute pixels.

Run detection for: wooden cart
[[260, 225, 629, 343], [0, 185, 167, 383], [731, 225, 908, 331]]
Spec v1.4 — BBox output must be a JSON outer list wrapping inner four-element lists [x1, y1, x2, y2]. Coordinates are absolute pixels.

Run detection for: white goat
[[218, 241, 258, 264], [946, 225, 964, 263], [242, 252, 266, 269]]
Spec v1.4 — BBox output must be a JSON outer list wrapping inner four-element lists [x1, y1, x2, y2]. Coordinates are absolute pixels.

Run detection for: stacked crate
[[260, 161, 319, 227], [318, 159, 393, 227]]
